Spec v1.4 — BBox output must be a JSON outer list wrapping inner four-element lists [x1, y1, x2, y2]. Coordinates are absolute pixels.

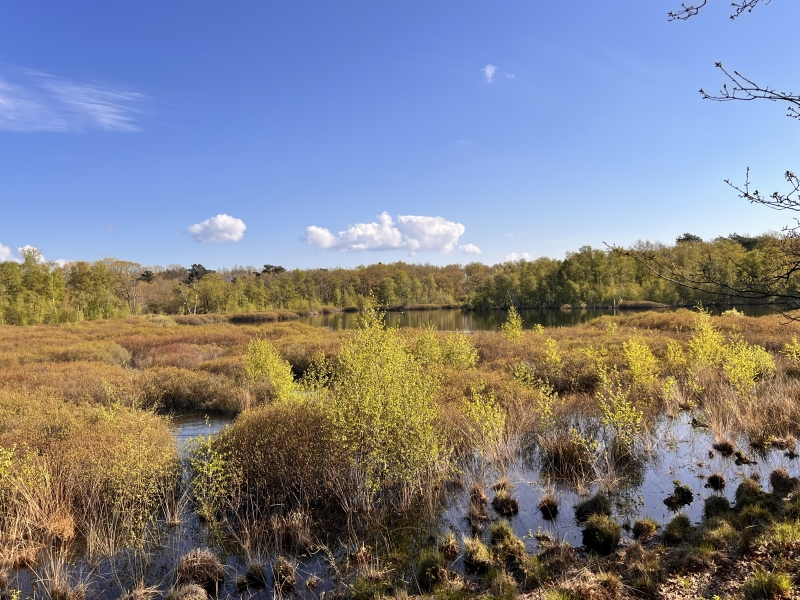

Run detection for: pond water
[[299, 304, 784, 331], [10, 404, 790, 599], [440, 413, 793, 553], [170, 411, 232, 446], [168, 409, 791, 562]]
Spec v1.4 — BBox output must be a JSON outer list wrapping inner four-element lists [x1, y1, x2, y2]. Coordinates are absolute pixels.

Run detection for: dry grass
[[176, 549, 224, 596]]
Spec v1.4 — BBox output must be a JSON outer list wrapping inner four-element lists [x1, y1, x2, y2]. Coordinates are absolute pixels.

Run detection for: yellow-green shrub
[[216, 402, 345, 512], [543, 338, 563, 376], [722, 335, 775, 397], [665, 339, 688, 373], [783, 335, 800, 363], [441, 331, 479, 370], [328, 309, 446, 497], [242, 338, 297, 402], [624, 336, 658, 390], [462, 382, 506, 457], [0, 389, 177, 554], [688, 311, 726, 368], [500, 307, 523, 341], [410, 323, 442, 366], [596, 366, 642, 450]]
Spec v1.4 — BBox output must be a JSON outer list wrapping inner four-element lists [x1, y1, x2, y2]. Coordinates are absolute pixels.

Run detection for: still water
[[168, 411, 790, 563], [170, 411, 231, 445], [299, 304, 784, 331]]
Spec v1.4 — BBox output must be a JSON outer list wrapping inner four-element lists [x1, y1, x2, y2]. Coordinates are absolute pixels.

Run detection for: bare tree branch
[[726, 167, 800, 212], [668, 0, 708, 21], [668, 0, 771, 21], [699, 63, 800, 120], [658, 0, 800, 317]]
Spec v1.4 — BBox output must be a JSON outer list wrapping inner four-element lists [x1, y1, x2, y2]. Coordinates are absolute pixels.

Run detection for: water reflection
[[299, 305, 784, 331], [170, 411, 232, 446]]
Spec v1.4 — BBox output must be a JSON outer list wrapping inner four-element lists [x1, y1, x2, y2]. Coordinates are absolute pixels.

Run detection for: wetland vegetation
[[3, 306, 800, 598]]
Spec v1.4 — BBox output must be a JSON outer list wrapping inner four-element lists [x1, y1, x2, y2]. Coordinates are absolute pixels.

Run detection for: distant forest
[[0, 233, 792, 325]]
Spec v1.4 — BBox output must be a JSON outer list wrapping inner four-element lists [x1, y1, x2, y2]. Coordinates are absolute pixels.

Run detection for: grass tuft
[[742, 569, 792, 600], [492, 488, 520, 517], [705, 472, 726, 491], [574, 493, 611, 523], [663, 514, 693, 546], [581, 514, 621, 555], [632, 517, 659, 540], [176, 549, 224, 596]]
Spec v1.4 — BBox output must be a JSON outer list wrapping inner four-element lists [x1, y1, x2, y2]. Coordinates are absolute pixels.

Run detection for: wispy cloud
[[506, 252, 533, 262], [481, 65, 516, 84], [188, 214, 247, 244], [305, 212, 481, 255], [0, 67, 148, 132]]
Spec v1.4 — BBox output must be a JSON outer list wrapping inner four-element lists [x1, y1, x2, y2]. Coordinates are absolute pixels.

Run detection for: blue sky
[[0, 1, 798, 269]]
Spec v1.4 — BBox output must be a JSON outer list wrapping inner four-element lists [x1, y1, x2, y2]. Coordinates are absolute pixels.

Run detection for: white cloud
[[0, 67, 147, 133], [506, 252, 533, 262], [459, 244, 482, 254], [397, 215, 464, 253], [505, 73, 516, 79], [0, 244, 66, 265], [482, 64, 497, 83], [0, 243, 13, 262], [188, 214, 247, 244], [305, 212, 478, 255]]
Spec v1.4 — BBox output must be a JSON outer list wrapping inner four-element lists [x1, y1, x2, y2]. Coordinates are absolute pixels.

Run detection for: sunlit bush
[[328, 308, 447, 500], [0, 389, 178, 559], [242, 338, 297, 402], [499, 306, 523, 340], [624, 336, 658, 391], [722, 335, 775, 397], [441, 331, 479, 370], [461, 382, 506, 458], [596, 366, 642, 451]]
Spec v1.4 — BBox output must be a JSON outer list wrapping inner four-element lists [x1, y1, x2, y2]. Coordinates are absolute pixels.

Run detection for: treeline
[[0, 233, 793, 325]]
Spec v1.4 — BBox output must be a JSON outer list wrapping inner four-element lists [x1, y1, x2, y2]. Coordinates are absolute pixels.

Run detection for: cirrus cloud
[[0, 67, 148, 133], [304, 212, 480, 255], [188, 214, 247, 244]]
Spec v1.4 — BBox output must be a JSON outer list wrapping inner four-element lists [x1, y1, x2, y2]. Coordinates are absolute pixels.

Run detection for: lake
[[298, 304, 784, 331]]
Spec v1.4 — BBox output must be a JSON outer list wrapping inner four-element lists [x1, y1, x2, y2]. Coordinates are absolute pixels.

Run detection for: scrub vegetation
[[3, 305, 800, 598]]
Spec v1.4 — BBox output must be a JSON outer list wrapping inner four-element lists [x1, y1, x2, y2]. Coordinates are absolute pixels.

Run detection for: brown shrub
[[138, 367, 243, 412], [217, 402, 348, 513]]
